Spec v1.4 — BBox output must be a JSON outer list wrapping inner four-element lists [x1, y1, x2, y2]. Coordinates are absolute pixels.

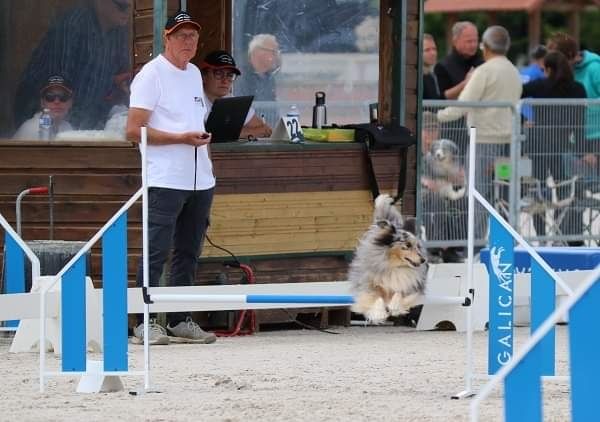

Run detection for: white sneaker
[[131, 320, 170, 345], [167, 317, 217, 344]]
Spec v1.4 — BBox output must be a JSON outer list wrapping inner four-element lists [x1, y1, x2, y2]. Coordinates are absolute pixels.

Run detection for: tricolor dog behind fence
[[423, 138, 466, 200], [349, 194, 428, 323]]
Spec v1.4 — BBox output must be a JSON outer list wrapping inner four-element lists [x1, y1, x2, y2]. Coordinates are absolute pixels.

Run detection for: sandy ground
[[0, 325, 572, 422]]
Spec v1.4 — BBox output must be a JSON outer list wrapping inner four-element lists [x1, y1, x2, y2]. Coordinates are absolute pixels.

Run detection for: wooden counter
[[0, 139, 414, 286]]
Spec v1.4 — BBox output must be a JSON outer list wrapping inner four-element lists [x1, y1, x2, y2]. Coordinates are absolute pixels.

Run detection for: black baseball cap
[[200, 50, 241, 75], [41, 75, 72, 94], [530, 45, 547, 60], [164, 11, 201, 35]]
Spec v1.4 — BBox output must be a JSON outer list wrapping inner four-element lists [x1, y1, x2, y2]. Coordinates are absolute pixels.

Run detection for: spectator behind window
[[14, 0, 131, 130], [13, 75, 74, 140], [235, 34, 280, 101]]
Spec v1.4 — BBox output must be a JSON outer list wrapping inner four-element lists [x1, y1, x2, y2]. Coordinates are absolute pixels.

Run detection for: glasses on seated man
[[211, 69, 237, 81], [200, 50, 272, 139]]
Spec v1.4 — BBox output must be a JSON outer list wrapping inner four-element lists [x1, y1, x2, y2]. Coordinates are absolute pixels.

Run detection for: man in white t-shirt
[[200, 50, 272, 139], [126, 11, 216, 345]]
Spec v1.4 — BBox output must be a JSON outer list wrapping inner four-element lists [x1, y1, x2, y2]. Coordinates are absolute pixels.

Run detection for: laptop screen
[[205, 96, 254, 143]]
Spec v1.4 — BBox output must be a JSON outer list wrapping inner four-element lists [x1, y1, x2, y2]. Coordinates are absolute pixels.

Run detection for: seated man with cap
[[200, 50, 272, 139], [13, 75, 74, 140]]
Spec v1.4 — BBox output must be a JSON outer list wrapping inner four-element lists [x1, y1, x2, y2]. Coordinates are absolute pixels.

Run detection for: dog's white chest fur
[[372, 268, 419, 294]]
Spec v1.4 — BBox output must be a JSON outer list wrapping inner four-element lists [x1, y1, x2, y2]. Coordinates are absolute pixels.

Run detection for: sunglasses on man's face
[[43, 92, 71, 103], [112, 0, 130, 13]]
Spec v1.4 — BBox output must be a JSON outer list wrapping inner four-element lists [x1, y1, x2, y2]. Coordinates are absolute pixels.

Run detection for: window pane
[[0, 0, 132, 139], [232, 0, 379, 127]]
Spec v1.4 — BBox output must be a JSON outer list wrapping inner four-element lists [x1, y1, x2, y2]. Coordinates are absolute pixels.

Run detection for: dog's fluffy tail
[[373, 194, 403, 226]]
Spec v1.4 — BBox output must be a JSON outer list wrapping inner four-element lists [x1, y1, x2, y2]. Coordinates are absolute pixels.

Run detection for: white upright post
[[141, 126, 150, 391], [39, 278, 47, 394], [453, 127, 477, 399]]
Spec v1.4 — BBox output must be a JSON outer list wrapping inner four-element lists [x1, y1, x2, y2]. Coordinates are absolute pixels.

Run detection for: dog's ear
[[374, 220, 397, 246], [375, 219, 393, 230]]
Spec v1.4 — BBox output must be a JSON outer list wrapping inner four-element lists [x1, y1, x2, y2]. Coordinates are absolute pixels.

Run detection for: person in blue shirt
[[520, 45, 547, 122], [520, 45, 547, 84]]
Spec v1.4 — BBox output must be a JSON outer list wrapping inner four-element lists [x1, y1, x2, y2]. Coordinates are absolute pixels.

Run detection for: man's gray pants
[[136, 186, 214, 326]]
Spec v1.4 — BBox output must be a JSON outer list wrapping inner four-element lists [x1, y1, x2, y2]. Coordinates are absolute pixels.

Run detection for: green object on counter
[[303, 128, 355, 143]]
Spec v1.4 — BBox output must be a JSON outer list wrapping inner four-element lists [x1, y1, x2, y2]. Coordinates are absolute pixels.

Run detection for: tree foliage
[[425, 8, 600, 64]]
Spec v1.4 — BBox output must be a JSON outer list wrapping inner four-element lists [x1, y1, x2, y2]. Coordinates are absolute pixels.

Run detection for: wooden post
[[152, 0, 167, 56], [528, 8, 542, 51], [378, 0, 394, 126], [445, 13, 458, 54], [568, 4, 582, 48]]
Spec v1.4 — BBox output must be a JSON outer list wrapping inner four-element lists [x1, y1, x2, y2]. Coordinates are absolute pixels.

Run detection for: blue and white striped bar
[[148, 293, 468, 306]]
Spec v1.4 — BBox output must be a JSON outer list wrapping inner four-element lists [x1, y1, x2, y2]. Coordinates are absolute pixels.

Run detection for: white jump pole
[[146, 293, 469, 306], [453, 126, 477, 399], [141, 126, 150, 391]]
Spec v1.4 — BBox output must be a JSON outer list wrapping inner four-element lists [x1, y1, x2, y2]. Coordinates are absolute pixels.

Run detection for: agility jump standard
[[458, 126, 600, 420], [470, 262, 600, 421], [449, 127, 579, 401]]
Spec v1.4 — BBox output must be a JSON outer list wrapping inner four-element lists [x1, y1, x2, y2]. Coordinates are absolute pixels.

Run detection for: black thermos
[[312, 91, 327, 129]]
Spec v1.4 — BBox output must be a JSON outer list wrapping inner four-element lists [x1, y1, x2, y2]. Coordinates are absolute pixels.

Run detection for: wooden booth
[[0, 0, 422, 328]]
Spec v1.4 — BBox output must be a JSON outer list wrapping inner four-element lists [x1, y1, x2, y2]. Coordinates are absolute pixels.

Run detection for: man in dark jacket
[[434, 21, 483, 100], [423, 33, 443, 100]]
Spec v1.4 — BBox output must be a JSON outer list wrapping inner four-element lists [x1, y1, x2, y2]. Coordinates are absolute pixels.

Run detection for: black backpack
[[344, 123, 416, 203]]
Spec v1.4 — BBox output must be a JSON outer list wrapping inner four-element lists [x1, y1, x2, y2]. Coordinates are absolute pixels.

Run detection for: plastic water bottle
[[286, 104, 303, 143], [38, 108, 52, 140], [286, 104, 300, 120]]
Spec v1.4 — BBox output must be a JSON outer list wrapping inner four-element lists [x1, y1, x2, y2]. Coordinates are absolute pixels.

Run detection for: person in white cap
[[126, 11, 216, 346], [13, 75, 74, 140]]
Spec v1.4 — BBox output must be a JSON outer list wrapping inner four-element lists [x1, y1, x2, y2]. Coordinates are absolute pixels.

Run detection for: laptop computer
[[205, 95, 254, 142]]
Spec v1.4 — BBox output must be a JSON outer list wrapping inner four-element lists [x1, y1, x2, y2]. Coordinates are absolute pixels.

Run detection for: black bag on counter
[[344, 123, 416, 202], [346, 122, 415, 149]]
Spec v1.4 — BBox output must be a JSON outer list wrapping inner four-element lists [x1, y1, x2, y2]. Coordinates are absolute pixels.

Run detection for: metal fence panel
[[420, 100, 517, 249], [516, 99, 600, 246], [418, 99, 600, 250]]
